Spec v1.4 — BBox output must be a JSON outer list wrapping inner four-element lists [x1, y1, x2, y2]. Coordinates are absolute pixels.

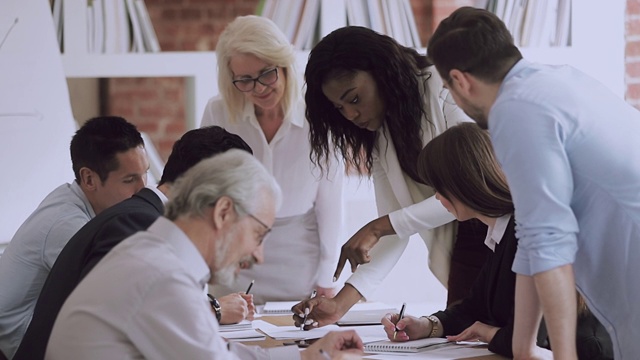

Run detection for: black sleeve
[[79, 212, 158, 279]]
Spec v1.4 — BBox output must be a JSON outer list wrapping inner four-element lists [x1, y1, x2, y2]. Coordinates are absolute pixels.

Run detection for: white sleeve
[[313, 156, 345, 288], [344, 158, 408, 300], [388, 196, 455, 239]]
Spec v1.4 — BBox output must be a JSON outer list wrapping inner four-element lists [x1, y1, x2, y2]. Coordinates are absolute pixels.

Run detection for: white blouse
[[200, 97, 344, 288]]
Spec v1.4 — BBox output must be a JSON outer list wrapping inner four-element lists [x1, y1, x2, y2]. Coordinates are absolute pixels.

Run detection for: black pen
[[393, 302, 407, 340], [300, 289, 317, 330], [245, 279, 255, 294]]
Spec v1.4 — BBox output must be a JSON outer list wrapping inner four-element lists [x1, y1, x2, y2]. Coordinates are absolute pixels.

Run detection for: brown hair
[[427, 7, 522, 84], [417, 123, 513, 217]]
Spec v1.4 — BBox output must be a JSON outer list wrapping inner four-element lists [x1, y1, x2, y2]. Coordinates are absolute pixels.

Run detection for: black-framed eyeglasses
[[236, 204, 272, 245], [232, 67, 279, 92]]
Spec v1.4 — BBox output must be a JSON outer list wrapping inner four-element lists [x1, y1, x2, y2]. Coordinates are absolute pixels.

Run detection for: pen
[[319, 349, 331, 360], [300, 289, 317, 330], [393, 302, 406, 340], [245, 279, 254, 294]]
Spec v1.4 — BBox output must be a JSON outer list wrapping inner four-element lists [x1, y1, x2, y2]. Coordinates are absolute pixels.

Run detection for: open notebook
[[364, 337, 450, 353]]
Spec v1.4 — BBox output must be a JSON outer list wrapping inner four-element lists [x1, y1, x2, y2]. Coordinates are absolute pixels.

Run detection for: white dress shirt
[[484, 214, 511, 252], [46, 217, 301, 360], [0, 182, 95, 358], [201, 97, 344, 290]]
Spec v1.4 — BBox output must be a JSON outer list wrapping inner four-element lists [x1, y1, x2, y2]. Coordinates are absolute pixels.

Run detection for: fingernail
[[333, 276, 337, 282], [304, 308, 310, 316], [312, 321, 318, 327], [305, 319, 313, 325]]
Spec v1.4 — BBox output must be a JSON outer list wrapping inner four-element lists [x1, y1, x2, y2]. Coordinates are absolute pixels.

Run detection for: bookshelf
[[487, 0, 625, 97]]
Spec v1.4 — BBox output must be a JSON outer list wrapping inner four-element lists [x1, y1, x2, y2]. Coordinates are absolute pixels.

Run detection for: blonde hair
[[216, 15, 298, 120]]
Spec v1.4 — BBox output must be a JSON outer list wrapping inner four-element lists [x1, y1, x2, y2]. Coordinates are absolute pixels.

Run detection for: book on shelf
[[134, 0, 160, 52], [257, 0, 420, 50], [364, 337, 450, 353], [486, 0, 572, 47], [125, 0, 145, 52], [55, 0, 158, 53]]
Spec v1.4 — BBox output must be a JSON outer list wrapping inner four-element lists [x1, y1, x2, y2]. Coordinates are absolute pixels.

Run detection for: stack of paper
[[219, 320, 266, 342]]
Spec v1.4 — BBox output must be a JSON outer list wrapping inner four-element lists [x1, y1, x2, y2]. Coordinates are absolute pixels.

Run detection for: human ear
[[79, 167, 97, 191], [212, 196, 235, 230], [448, 69, 471, 95]]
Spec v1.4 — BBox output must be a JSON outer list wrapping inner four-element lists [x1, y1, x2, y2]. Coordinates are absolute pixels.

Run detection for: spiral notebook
[[364, 337, 450, 353]]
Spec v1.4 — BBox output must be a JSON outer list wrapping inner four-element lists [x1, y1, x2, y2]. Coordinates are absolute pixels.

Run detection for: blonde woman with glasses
[[201, 15, 344, 304]]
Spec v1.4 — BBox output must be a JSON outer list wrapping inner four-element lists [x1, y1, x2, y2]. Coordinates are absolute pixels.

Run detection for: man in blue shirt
[[0, 116, 149, 359], [427, 7, 640, 360]]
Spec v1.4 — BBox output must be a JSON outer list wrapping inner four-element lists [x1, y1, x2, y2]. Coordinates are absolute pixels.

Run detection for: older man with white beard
[[46, 150, 363, 360]]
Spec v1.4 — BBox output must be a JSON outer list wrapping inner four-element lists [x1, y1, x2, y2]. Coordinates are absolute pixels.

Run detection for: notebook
[[364, 337, 450, 353], [261, 301, 299, 314]]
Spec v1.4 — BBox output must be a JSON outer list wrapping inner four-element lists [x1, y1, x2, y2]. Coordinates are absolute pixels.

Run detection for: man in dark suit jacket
[[14, 126, 254, 360]]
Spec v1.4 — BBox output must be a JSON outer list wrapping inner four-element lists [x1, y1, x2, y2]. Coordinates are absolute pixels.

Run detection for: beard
[[211, 231, 236, 287]]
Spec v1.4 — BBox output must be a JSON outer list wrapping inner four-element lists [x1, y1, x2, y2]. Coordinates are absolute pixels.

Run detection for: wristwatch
[[426, 315, 440, 338], [207, 294, 222, 322]]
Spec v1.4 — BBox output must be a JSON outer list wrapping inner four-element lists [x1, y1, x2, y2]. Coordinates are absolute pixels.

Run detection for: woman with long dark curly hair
[[293, 26, 490, 328]]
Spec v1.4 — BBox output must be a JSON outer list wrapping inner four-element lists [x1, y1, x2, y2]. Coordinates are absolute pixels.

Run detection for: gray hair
[[216, 15, 298, 120], [165, 149, 282, 220]]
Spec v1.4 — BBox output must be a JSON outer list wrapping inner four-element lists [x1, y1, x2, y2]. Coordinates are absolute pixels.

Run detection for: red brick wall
[[627, 0, 640, 107]]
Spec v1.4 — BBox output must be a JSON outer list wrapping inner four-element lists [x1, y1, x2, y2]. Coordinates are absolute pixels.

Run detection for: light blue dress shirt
[[489, 59, 640, 359], [0, 182, 95, 358]]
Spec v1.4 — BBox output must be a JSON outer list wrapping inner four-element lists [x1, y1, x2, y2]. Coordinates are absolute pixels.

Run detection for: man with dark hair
[[14, 126, 254, 360], [0, 116, 148, 359], [428, 6, 640, 360]]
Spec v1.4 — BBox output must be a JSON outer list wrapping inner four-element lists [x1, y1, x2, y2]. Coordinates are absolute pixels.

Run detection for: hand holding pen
[[393, 303, 406, 340], [238, 280, 255, 320], [300, 289, 317, 330]]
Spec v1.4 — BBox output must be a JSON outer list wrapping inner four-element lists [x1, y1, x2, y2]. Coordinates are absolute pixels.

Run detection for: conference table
[[239, 315, 509, 359]]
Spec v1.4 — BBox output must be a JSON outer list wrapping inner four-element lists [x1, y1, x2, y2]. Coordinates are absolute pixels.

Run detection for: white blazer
[[346, 68, 473, 299]]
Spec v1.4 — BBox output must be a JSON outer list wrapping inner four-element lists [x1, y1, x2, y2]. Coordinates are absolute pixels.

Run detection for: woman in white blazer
[[293, 26, 489, 328], [201, 16, 344, 304]]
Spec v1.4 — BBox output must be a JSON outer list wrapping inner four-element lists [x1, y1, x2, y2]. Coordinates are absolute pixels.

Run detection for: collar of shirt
[[70, 180, 96, 218], [484, 213, 512, 252], [147, 185, 168, 204], [147, 217, 211, 287], [240, 99, 305, 128]]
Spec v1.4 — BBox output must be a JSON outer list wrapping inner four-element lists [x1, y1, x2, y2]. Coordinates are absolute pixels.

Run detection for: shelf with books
[[257, 0, 422, 50], [54, 0, 159, 54], [514, 0, 624, 97]]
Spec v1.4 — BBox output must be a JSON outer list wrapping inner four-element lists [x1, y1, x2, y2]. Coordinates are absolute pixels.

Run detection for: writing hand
[[381, 314, 430, 341]]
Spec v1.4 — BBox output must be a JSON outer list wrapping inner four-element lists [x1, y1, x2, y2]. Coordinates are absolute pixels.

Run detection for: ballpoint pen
[[393, 302, 406, 340], [319, 349, 331, 360], [245, 279, 255, 294], [300, 289, 317, 330]]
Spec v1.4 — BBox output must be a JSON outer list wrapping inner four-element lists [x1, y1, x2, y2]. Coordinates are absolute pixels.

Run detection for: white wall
[[335, 176, 447, 308], [0, 0, 77, 246]]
